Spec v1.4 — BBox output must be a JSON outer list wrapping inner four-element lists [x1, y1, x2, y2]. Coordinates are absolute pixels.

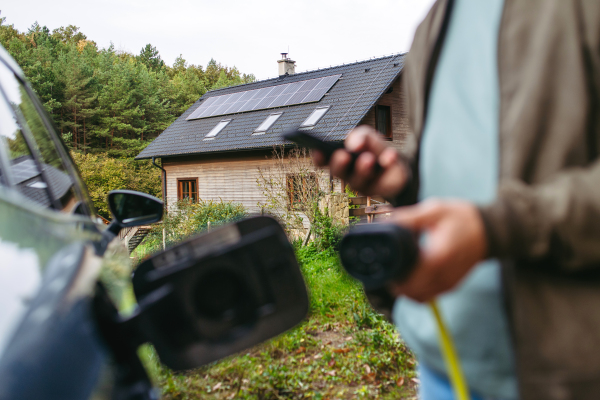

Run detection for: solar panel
[[186, 74, 341, 120], [187, 96, 217, 119]]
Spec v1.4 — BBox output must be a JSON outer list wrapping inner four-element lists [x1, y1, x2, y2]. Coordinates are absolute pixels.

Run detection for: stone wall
[[318, 193, 350, 226]]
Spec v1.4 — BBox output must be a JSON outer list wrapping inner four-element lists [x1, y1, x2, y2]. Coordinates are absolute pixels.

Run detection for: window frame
[[253, 112, 283, 135], [204, 119, 232, 140], [300, 106, 330, 129], [177, 178, 199, 203], [375, 105, 392, 140], [0, 60, 93, 216]]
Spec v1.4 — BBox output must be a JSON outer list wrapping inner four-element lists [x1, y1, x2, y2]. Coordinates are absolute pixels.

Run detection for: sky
[[2, 0, 436, 81]]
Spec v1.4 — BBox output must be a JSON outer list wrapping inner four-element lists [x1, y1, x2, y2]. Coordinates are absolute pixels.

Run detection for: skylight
[[186, 74, 341, 120], [301, 106, 330, 128], [253, 113, 283, 135], [204, 119, 231, 140]]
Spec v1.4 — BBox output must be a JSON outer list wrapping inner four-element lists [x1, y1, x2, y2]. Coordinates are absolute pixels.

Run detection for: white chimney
[[278, 53, 296, 76]]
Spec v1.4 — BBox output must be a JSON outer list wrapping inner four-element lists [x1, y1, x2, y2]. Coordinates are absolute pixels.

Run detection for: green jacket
[[400, 1, 600, 398]]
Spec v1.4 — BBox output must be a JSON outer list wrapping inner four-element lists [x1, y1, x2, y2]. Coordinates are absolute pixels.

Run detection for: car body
[[0, 44, 142, 400]]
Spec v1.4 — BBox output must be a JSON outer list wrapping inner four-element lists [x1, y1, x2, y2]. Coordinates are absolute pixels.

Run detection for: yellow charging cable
[[429, 301, 471, 400]]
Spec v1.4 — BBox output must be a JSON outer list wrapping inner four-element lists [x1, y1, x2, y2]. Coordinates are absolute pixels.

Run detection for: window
[[300, 106, 330, 128], [254, 113, 283, 135], [286, 173, 318, 210], [0, 60, 88, 214], [375, 105, 392, 139], [204, 119, 231, 140], [177, 178, 198, 202]]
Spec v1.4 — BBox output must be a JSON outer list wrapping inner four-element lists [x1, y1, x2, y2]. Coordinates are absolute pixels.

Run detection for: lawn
[[137, 245, 418, 399]]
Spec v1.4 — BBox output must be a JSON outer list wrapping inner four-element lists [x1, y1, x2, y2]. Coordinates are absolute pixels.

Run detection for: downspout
[[151, 156, 166, 204], [152, 157, 167, 250]]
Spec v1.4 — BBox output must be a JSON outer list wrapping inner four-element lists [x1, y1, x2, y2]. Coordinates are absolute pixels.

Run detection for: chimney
[[278, 53, 296, 76]]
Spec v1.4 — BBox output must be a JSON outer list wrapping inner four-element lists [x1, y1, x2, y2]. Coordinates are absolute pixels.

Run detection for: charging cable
[[429, 300, 471, 400]]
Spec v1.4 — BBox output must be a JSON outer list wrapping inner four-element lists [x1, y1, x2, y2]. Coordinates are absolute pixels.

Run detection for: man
[[315, 1, 600, 399]]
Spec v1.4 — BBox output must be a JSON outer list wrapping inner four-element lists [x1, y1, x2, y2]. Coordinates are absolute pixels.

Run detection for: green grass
[[143, 246, 417, 399]]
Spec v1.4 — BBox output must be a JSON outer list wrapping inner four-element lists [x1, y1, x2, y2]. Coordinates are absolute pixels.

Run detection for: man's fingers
[[379, 147, 400, 168], [388, 249, 455, 302], [345, 152, 378, 190], [329, 149, 353, 180], [390, 200, 447, 231], [346, 125, 389, 156], [312, 149, 326, 167]]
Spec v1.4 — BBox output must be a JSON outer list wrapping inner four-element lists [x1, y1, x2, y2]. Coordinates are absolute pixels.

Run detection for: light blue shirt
[[393, 0, 518, 399]]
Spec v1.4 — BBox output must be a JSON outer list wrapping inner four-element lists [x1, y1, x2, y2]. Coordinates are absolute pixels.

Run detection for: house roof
[[136, 53, 405, 160]]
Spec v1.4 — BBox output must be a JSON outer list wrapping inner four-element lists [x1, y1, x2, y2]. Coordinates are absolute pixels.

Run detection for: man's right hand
[[313, 125, 409, 199]]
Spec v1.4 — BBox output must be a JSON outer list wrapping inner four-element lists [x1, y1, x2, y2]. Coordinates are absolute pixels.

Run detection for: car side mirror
[[106, 190, 163, 236]]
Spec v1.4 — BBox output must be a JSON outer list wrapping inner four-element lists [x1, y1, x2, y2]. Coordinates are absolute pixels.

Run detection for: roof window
[[253, 113, 283, 135], [300, 106, 330, 128], [204, 119, 231, 140]]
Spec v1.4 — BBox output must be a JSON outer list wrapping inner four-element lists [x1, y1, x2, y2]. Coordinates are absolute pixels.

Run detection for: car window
[[0, 93, 53, 207], [0, 61, 91, 215]]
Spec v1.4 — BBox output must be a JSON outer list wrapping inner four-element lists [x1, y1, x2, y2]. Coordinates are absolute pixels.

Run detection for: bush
[[310, 206, 347, 252], [134, 199, 247, 261]]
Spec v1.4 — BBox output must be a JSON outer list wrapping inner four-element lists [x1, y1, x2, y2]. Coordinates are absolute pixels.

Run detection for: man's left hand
[[388, 199, 488, 302]]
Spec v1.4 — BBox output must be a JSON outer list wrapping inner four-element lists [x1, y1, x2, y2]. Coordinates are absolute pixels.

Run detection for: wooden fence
[[348, 196, 394, 223]]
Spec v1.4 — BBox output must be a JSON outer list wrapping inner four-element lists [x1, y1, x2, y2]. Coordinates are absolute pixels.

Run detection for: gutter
[[152, 156, 167, 205]]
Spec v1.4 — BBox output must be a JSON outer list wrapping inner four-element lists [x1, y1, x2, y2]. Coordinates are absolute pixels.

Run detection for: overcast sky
[[2, 0, 436, 80]]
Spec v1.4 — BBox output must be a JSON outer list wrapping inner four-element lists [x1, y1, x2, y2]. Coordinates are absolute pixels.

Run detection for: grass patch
[[147, 246, 417, 399]]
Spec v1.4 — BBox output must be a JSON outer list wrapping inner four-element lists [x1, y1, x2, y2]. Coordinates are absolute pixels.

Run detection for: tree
[[138, 43, 164, 72], [0, 19, 254, 158]]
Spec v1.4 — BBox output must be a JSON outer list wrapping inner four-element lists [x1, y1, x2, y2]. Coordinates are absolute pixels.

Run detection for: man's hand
[[387, 199, 488, 302], [312, 125, 408, 199]]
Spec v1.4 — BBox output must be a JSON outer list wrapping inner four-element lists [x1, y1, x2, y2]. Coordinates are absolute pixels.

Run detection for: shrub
[[134, 199, 247, 261], [310, 206, 346, 252]]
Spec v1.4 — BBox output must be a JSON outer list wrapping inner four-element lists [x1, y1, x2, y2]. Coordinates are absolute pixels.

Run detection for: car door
[[0, 47, 132, 400]]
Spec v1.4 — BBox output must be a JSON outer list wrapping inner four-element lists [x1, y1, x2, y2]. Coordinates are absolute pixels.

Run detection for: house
[[136, 53, 408, 213]]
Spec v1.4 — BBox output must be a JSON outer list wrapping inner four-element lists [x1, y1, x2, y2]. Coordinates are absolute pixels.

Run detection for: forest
[[0, 17, 254, 214]]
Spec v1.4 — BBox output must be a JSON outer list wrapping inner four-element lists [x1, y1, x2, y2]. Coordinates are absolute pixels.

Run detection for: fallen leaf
[[295, 346, 306, 354], [396, 377, 405, 387], [212, 382, 222, 391], [362, 373, 376, 382], [328, 359, 336, 367], [333, 348, 351, 354]]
